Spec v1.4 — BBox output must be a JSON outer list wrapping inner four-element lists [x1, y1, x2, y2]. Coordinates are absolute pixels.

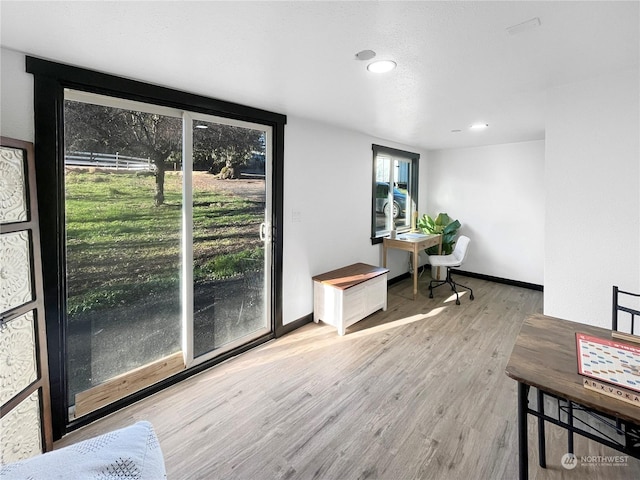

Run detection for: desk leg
[[518, 382, 529, 480], [412, 245, 418, 300], [383, 243, 388, 269], [537, 389, 546, 468]]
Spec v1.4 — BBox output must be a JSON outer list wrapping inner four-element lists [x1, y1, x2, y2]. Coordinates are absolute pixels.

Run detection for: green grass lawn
[[65, 170, 264, 315]]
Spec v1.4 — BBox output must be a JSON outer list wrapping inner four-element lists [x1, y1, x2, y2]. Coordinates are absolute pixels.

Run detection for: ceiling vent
[[355, 50, 376, 61]]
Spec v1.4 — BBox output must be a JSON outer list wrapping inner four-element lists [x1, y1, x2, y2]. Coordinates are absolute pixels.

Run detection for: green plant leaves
[[434, 212, 452, 227], [443, 219, 461, 235], [417, 212, 461, 255]]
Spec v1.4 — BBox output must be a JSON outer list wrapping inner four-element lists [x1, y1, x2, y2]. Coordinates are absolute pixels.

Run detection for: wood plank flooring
[[56, 275, 640, 479]]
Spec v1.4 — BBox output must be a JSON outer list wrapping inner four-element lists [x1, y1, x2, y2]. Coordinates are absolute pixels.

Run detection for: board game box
[[576, 332, 640, 395]]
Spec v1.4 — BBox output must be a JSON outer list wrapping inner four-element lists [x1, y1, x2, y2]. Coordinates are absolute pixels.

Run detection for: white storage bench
[[312, 263, 388, 335]]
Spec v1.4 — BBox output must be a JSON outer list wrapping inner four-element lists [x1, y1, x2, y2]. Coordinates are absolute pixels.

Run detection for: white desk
[[382, 233, 442, 300]]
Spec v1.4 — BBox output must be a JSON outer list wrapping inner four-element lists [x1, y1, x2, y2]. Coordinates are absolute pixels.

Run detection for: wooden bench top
[[312, 263, 388, 290]]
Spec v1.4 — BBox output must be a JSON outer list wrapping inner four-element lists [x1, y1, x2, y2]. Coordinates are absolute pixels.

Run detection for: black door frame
[[27, 56, 286, 439]]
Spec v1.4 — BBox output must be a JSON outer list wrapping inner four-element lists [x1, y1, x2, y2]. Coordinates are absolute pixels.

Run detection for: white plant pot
[[432, 265, 447, 281]]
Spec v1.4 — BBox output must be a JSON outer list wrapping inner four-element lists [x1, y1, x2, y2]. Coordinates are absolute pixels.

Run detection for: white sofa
[[0, 421, 166, 479]]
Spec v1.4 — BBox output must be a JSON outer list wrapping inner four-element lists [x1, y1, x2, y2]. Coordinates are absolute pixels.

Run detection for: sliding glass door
[[64, 91, 272, 419], [187, 113, 271, 364]]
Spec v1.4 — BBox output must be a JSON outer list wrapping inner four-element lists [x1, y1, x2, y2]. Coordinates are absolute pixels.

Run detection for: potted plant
[[417, 213, 461, 280]]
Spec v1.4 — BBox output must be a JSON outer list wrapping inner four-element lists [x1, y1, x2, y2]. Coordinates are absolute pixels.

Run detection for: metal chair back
[[612, 285, 640, 334]]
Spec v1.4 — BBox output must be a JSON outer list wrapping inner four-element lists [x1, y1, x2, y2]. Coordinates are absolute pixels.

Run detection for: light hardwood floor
[[56, 274, 640, 479]]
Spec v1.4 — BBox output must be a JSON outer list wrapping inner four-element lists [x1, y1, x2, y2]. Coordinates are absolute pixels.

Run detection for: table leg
[[518, 382, 529, 480], [537, 389, 546, 468], [568, 401, 574, 454]]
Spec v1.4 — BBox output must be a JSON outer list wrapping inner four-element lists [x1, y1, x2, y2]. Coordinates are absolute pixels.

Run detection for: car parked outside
[[375, 182, 406, 219]]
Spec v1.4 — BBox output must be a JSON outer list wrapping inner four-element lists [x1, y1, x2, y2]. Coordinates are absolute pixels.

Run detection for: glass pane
[[0, 310, 37, 404], [0, 231, 33, 314], [374, 155, 414, 236], [192, 119, 267, 357], [0, 146, 29, 224], [375, 155, 393, 234], [64, 98, 182, 411], [395, 158, 412, 230], [0, 391, 42, 463]]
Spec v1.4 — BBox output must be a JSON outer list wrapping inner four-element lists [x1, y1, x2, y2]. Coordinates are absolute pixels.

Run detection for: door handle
[[259, 222, 270, 242]]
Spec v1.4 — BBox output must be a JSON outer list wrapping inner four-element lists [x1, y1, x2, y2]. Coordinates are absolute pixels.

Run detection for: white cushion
[[0, 421, 166, 480], [427, 235, 471, 268], [427, 253, 461, 267]]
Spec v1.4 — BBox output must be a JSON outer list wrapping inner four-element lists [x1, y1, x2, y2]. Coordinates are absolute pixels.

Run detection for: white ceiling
[[1, 1, 638, 150]]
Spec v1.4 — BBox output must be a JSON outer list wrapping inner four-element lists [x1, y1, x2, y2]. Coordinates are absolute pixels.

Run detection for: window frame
[[27, 56, 286, 439], [371, 144, 420, 244]]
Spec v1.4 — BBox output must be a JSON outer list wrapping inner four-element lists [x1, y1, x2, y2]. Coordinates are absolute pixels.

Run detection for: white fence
[[65, 152, 155, 172]]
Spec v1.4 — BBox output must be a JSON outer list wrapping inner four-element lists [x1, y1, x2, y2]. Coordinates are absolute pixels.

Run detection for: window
[[371, 145, 419, 242], [62, 91, 276, 422]]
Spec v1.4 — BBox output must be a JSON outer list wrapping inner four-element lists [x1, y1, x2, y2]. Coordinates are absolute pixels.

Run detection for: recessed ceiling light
[[367, 60, 397, 73], [195, 125, 208, 129], [470, 123, 489, 130]]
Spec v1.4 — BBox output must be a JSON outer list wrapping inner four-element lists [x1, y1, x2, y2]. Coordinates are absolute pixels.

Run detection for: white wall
[[282, 116, 428, 324], [9, 43, 635, 329], [0, 48, 429, 327], [426, 140, 545, 285], [1, 48, 34, 141], [545, 67, 640, 327]]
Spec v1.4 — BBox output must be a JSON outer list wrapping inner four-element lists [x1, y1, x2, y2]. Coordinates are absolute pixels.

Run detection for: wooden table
[[506, 314, 640, 480], [382, 233, 441, 300]]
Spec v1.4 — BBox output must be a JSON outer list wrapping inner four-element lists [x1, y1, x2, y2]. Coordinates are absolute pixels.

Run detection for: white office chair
[[427, 235, 474, 305]]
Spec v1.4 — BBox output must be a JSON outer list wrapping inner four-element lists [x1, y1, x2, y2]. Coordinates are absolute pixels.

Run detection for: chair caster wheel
[[456, 299, 460, 305], [470, 294, 475, 300], [429, 293, 433, 299]]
